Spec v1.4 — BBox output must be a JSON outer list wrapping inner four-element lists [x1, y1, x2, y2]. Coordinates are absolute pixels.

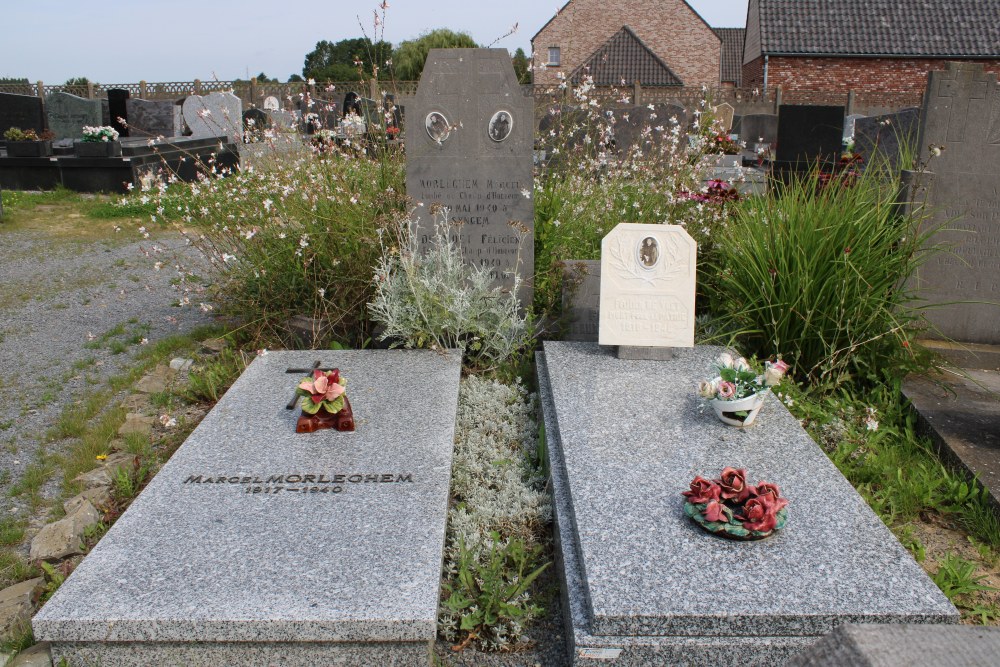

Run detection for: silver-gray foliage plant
[[368, 212, 533, 371]]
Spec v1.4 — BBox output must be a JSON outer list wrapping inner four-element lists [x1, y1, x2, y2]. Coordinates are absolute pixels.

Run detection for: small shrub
[[369, 216, 533, 372], [932, 552, 995, 606]]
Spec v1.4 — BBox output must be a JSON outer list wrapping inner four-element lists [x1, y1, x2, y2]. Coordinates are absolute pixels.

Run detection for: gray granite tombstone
[[854, 107, 919, 171], [911, 62, 1000, 344], [33, 349, 462, 666], [561, 260, 601, 341], [242, 107, 271, 142], [124, 98, 183, 138], [44, 92, 102, 140], [406, 48, 534, 306], [0, 92, 46, 137], [611, 103, 686, 155], [107, 88, 130, 137], [737, 113, 778, 146], [182, 92, 243, 140], [536, 342, 957, 665], [843, 113, 865, 143]]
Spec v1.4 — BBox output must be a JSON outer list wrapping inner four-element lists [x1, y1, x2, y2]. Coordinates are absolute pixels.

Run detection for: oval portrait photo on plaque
[[488, 110, 513, 142], [425, 111, 451, 144], [637, 236, 659, 269]]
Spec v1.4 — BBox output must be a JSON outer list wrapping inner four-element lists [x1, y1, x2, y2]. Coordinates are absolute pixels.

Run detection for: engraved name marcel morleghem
[[183, 472, 415, 496]]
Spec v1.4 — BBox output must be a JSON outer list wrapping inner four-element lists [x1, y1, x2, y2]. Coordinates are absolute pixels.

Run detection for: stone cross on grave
[[936, 68, 988, 143]]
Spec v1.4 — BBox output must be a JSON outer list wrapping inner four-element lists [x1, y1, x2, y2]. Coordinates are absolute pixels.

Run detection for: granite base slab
[[34, 350, 462, 665], [537, 342, 956, 666], [50, 641, 430, 667]]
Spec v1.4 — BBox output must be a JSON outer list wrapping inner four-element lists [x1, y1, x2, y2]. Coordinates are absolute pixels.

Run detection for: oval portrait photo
[[425, 111, 451, 144], [638, 236, 659, 269], [488, 110, 513, 142]]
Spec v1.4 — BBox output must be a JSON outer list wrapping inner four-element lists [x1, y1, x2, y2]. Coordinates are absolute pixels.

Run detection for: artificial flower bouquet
[[682, 467, 789, 540], [697, 353, 788, 426], [294, 368, 355, 433], [81, 125, 120, 142]]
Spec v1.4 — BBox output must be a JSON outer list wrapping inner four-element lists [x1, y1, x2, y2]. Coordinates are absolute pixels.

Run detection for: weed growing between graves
[[707, 163, 939, 385], [532, 80, 743, 325], [439, 376, 552, 650], [369, 214, 535, 373], [115, 138, 407, 349]]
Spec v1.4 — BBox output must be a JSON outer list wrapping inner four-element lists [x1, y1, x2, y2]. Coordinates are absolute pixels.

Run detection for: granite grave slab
[[598, 223, 696, 350], [123, 98, 183, 138], [406, 48, 534, 306], [182, 92, 243, 141], [537, 342, 956, 666], [33, 349, 461, 666], [911, 62, 1000, 344], [45, 92, 102, 140]]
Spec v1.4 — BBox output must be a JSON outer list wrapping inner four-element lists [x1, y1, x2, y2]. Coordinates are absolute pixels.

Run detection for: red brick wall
[[742, 56, 1000, 93], [531, 0, 721, 87]]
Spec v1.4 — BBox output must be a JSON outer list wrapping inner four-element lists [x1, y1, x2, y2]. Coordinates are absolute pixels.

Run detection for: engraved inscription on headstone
[[406, 48, 534, 305], [598, 223, 696, 348], [183, 471, 415, 496], [913, 62, 1000, 343], [44, 92, 102, 140]]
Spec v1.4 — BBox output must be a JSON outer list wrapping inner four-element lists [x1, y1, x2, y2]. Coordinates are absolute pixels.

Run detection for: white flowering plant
[[81, 125, 119, 142], [697, 352, 789, 402]]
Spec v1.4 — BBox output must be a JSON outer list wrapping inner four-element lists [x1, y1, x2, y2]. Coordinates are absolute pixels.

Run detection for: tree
[[255, 72, 278, 83], [288, 74, 304, 83], [512, 48, 532, 84], [392, 29, 478, 81], [64, 77, 95, 87], [302, 38, 393, 82]]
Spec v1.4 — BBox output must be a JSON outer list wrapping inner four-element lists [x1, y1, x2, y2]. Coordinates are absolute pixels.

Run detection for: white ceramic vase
[[711, 390, 768, 427]]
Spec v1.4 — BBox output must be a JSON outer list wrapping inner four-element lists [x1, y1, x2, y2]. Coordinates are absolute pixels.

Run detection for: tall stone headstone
[[107, 88, 130, 137], [598, 223, 696, 349], [182, 92, 243, 140], [0, 92, 46, 137], [714, 102, 735, 133], [44, 92, 102, 140], [406, 48, 534, 305], [738, 113, 778, 145], [912, 62, 1000, 344], [775, 105, 845, 166], [843, 113, 865, 143], [124, 98, 183, 138], [854, 108, 919, 171]]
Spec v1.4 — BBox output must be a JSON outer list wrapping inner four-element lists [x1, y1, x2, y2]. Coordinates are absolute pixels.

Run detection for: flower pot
[[74, 140, 122, 158], [6, 140, 53, 158], [710, 390, 768, 427]]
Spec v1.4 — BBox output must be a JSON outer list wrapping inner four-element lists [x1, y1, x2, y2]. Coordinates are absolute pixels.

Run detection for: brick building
[[743, 0, 1000, 94], [531, 0, 728, 88]]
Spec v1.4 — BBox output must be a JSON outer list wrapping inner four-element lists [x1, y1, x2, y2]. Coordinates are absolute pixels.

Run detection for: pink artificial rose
[[312, 374, 330, 395], [682, 476, 721, 504], [755, 482, 782, 504], [739, 497, 778, 532], [718, 467, 749, 501], [717, 381, 736, 400], [325, 381, 345, 401], [702, 500, 727, 523]]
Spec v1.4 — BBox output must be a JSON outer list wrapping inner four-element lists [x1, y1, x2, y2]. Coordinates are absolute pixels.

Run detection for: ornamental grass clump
[[368, 213, 533, 372], [439, 376, 551, 651], [708, 165, 939, 385]]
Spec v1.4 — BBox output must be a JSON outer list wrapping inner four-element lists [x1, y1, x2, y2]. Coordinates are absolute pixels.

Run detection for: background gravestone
[[714, 102, 735, 132], [843, 113, 865, 143], [406, 48, 534, 305], [262, 96, 280, 111], [561, 260, 601, 341], [124, 98, 183, 138], [0, 93, 46, 140], [107, 89, 130, 137], [45, 92, 102, 140], [912, 62, 1000, 344], [776, 105, 845, 166], [182, 92, 243, 140], [611, 103, 686, 155], [854, 108, 919, 171], [242, 108, 271, 142], [738, 113, 778, 146]]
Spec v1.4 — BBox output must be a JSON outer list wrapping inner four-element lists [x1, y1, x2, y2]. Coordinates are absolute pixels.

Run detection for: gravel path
[[0, 221, 214, 521]]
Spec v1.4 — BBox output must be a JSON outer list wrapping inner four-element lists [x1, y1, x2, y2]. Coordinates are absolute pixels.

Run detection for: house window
[[547, 47, 561, 66]]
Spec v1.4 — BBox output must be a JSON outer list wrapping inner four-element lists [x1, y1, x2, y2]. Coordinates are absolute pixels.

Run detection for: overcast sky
[[1, 1, 749, 84]]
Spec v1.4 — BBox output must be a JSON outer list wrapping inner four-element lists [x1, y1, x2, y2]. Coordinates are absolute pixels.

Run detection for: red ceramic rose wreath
[[682, 467, 789, 540]]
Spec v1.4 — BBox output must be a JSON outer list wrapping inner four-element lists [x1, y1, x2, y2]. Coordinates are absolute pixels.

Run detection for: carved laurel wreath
[[607, 234, 688, 287]]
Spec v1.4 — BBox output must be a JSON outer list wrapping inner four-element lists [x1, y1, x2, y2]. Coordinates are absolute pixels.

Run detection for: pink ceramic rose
[[681, 476, 721, 504], [718, 467, 751, 501], [738, 497, 779, 532]]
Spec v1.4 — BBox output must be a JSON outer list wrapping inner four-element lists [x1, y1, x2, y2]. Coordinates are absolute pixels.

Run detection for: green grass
[[0, 517, 25, 546]]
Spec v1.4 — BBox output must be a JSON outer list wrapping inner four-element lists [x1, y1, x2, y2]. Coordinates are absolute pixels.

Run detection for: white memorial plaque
[[598, 223, 696, 348]]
